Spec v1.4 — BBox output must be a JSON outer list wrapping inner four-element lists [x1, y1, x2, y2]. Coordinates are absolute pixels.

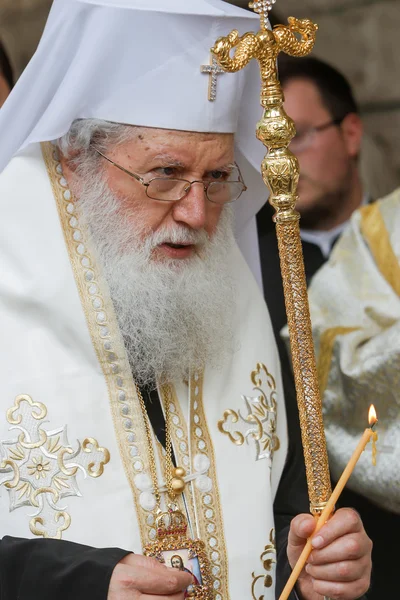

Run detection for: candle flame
[[368, 404, 377, 426]]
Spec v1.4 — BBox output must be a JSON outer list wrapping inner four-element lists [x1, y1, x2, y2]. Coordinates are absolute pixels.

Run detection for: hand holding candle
[[279, 405, 378, 600]]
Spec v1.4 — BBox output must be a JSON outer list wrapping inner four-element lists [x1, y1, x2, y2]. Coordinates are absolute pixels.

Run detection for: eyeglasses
[[290, 118, 344, 153], [94, 149, 247, 204]]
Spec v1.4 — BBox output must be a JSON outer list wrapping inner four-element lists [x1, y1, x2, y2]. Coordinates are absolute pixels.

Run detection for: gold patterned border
[[317, 327, 360, 395], [159, 384, 197, 531], [360, 202, 400, 296], [189, 372, 229, 600], [42, 142, 159, 545]]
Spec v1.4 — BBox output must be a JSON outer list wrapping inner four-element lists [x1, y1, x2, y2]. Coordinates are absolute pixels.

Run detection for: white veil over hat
[[0, 0, 270, 282]]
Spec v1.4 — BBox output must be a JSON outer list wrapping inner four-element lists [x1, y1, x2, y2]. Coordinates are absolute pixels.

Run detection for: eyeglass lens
[[146, 178, 244, 204]]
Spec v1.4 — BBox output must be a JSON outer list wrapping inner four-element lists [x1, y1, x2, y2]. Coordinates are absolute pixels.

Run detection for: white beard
[[76, 178, 236, 387]]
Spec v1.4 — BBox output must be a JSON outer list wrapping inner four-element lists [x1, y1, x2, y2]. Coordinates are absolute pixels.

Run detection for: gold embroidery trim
[[251, 529, 276, 599], [42, 142, 158, 544], [317, 327, 360, 395], [360, 202, 400, 297], [158, 384, 197, 531], [317, 202, 398, 397], [190, 372, 229, 599]]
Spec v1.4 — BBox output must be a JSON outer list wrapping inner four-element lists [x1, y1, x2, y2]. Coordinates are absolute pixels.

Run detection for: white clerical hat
[[0, 0, 270, 282]]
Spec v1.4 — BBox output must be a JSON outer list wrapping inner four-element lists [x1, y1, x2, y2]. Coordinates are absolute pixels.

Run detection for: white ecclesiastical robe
[[0, 142, 289, 599], [304, 188, 400, 514]]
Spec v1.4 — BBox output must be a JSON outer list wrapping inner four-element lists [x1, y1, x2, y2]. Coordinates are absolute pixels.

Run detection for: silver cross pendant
[[200, 55, 225, 102]]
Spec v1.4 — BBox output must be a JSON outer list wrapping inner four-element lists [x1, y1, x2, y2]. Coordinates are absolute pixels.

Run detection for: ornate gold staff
[[211, 3, 332, 515]]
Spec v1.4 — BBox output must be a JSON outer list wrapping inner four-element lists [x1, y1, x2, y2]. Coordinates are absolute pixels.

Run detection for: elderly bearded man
[[0, 2, 371, 600]]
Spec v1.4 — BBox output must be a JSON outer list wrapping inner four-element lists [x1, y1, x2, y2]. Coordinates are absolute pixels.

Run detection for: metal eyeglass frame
[[94, 148, 247, 204], [290, 117, 345, 152]]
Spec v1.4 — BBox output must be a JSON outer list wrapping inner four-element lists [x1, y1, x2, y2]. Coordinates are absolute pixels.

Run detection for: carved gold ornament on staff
[[211, 5, 330, 515]]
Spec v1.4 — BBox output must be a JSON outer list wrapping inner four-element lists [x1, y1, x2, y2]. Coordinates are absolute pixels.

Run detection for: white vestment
[[304, 188, 400, 514], [0, 143, 288, 599]]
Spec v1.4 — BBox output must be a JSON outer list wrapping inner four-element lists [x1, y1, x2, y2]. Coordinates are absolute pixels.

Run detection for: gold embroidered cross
[[217, 364, 280, 463], [0, 394, 110, 539], [200, 55, 225, 101]]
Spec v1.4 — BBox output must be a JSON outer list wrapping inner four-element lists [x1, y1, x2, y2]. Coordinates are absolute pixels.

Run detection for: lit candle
[[279, 405, 378, 600]]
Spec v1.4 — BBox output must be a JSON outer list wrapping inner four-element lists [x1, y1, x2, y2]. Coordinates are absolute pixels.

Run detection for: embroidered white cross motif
[[0, 394, 110, 538], [218, 363, 280, 463], [201, 55, 225, 101]]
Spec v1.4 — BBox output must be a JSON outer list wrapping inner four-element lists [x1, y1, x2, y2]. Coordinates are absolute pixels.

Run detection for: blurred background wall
[[233, 0, 400, 199], [1, 0, 399, 198], [0, 0, 52, 77]]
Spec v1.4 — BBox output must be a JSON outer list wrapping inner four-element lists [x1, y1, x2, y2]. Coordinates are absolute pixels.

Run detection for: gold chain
[[163, 384, 175, 499], [135, 382, 183, 509], [135, 384, 162, 509]]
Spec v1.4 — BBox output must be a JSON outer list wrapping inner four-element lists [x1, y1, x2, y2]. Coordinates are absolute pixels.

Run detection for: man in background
[[306, 187, 400, 600], [0, 40, 14, 107], [257, 56, 365, 343], [262, 55, 395, 600]]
